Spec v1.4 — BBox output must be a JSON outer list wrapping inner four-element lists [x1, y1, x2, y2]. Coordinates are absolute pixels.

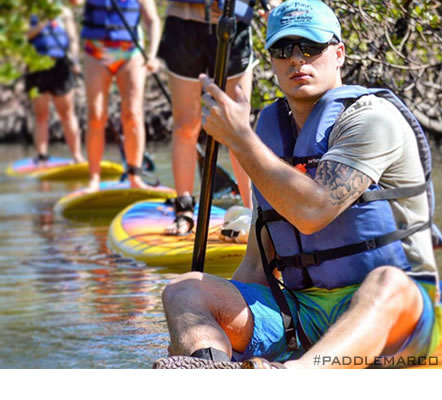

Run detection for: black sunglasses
[[269, 37, 340, 59]]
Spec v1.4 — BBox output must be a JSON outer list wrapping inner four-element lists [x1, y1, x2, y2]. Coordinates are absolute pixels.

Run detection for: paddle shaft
[[191, 0, 237, 272], [109, 0, 172, 105]]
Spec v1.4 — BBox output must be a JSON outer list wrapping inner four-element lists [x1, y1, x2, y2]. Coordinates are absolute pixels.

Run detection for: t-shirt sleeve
[[321, 96, 405, 184]]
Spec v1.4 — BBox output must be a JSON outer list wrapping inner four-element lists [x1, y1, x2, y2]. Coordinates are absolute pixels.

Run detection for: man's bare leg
[[83, 54, 113, 192], [31, 93, 51, 159], [285, 266, 424, 369], [115, 52, 149, 189], [53, 90, 85, 163], [162, 271, 253, 357], [165, 74, 202, 235]]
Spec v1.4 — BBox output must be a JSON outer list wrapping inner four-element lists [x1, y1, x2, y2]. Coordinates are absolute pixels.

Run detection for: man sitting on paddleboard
[[154, 0, 441, 369]]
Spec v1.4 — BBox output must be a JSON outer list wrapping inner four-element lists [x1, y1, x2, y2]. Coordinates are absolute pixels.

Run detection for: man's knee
[[121, 107, 142, 127], [356, 266, 416, 311], [173, 117, 200, 142], [162, 271, 205, 307]]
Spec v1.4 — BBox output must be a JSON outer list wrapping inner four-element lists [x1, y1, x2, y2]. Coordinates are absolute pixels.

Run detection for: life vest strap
[[277, 220, 431, 270], [85, 3, 139, 12], [256, 209, 313, 352], [359, 180, 429, 202], [82, 21, 137, 30], [282, 155, 321, 169]]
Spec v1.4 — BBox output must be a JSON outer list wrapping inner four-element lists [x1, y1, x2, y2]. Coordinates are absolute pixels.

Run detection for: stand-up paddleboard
[[6, 157, 124, 181], [108, 199, 246, 271], [55, 181, 176, 219]]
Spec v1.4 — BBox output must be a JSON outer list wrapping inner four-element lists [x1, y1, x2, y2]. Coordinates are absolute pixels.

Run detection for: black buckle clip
[[366, 239, 376, 250], [299, 253, 319, 268], [286, 328, 299, 351]]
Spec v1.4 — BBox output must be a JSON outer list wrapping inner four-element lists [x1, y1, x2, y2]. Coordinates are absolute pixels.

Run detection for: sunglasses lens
[[270, 39, 334, 59]]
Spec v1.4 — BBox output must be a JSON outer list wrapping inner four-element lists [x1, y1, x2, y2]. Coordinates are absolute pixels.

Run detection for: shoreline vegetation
[[0, 0, 441, 148]]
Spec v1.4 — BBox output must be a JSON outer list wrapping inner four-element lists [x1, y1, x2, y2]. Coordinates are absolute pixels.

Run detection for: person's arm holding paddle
[[199, 74, 372, 234], [61, 6, 81, 74], [139, 0, 161, 73]]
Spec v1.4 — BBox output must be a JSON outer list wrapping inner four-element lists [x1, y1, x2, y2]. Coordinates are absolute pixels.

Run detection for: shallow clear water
[[0, 142, 441, 369]]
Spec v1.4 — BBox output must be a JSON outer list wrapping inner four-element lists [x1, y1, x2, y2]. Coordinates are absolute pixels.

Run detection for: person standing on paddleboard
[[25, 1, 85, 165], [154, 0, 441, 369], [69, 0, 161, 191], [158, 0, 259, 236]]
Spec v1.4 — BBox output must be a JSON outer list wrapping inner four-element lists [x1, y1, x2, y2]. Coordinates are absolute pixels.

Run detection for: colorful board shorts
[[158, 16, 254, 81], [25, 56, 76, 96], [84, 39, 140, 75], [230, 278, 439, 368]]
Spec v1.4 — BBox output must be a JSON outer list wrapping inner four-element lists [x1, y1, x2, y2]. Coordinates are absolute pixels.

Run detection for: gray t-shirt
[[253, 94, 437, 280]]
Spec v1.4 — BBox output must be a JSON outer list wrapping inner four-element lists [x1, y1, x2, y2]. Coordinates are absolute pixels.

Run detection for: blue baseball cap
[[265, 0, 342, 49]]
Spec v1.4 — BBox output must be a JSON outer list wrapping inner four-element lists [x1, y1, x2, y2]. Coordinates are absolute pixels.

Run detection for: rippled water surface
[[0, 143, 441, 369]]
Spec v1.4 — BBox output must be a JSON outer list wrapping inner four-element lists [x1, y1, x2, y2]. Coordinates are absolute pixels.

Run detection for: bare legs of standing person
[[53, 90, 85, 163], [115, 51, 151, 189], [83, 54, 113, 191], [166, 68, 253, 234], [31, 90, 85, 164], [84, 51, 152, 192]]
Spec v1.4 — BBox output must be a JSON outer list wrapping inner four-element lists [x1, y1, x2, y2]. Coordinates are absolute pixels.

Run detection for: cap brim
[[265, 27, 334, 49]]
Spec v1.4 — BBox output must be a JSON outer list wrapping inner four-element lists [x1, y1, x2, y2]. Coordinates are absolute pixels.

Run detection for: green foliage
[[0, 0, 440, 134], [0, 0, 63, 84], [250, 0, 441, 132]]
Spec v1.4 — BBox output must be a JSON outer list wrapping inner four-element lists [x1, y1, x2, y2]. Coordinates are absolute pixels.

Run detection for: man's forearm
[[140, 0, 161, 59], [227, 127, 332, 234]]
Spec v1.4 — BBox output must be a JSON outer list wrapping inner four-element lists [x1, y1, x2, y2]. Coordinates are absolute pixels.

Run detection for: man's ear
[[336, 42, 346, 68]]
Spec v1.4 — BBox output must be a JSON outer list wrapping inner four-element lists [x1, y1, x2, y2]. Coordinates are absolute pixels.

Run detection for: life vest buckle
[[299, 253, 319, 268]]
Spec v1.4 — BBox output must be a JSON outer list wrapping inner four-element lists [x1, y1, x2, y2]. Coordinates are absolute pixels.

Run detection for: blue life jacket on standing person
[[81, 0, 140, 41], [168, 0, 255, 25], [29, 15, 69, 58], [254, 85, 440, 291]]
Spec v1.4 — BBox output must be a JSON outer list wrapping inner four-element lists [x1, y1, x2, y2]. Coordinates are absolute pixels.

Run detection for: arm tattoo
[[314, 160, 372, 206]]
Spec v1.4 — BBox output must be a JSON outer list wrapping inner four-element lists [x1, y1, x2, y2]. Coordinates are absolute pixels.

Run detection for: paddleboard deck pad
[[108, 199, 246, 270], [55, 181, 176, 219], [6, 157, 124, 181]]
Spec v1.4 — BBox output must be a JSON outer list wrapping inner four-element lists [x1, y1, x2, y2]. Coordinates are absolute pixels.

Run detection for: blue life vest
[[168, 0, 255, 25], [29, 15, 69, 58], [81, 0, 140, 41], [254, 85, 438, 291]]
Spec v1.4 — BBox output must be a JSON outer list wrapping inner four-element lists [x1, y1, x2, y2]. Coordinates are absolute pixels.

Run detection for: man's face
[[270, 37, 345, 105]]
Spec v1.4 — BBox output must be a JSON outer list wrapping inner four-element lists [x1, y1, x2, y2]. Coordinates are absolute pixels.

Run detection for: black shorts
[[158, 16, 254, 80], [25, 56, 76, 96]]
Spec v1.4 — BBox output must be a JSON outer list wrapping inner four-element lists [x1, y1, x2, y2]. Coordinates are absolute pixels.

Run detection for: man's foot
[[165, 212, 194, 236], [73, 154, 86, 164], [84, 177, 100, 194], [33, 153, 50, 166], [152, 356, 243, 369], [165, 195, 196, 236], [129, 177, 156, 191]]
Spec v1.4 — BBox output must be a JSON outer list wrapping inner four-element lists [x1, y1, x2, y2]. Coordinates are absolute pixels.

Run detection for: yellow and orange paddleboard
[[6, 157, 123, 181], [108, 199, 246, 273], [55, 181, 176, 219]]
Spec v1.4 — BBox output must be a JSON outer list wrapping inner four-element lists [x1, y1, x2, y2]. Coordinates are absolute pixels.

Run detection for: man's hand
[[199, 73, 253, 149], [146, 56, 160, 73]]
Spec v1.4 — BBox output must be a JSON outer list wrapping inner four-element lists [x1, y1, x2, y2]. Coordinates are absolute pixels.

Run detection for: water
[[0, 143, 441, 369]]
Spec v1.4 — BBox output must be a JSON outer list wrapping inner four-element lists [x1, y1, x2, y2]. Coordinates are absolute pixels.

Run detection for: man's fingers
[[202, 92, 216, 109], [199, 73, 224, 101], [234, 84, 249, 105]]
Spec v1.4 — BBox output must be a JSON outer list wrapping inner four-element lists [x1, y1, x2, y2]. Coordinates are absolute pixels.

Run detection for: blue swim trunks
[[230, 278, 436, 367]]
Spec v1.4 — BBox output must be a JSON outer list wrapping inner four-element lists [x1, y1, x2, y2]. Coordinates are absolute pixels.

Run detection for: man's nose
[[289, 45, 307, 64]]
